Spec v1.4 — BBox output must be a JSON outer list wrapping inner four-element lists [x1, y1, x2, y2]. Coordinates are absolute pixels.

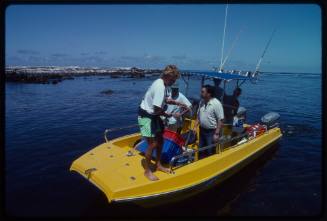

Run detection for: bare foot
[[141, 158, 156, 172], [156, 164, 171, 174], [144, 170, 159, 181]]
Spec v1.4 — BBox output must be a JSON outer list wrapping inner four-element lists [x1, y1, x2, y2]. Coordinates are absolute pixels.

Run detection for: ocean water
[[5, 73, 322, 217]]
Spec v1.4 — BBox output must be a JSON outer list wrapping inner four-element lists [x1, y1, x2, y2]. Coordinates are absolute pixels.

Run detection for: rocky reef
[[100, 89, 114, 95], [5, 66, 162, 84]]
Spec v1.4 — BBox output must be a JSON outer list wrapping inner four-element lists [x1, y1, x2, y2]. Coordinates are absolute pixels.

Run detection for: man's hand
[[172, 112, 181, 118], [178, 102, 188, 109], [213, 128, 220, 141], [166, 98, 177, 105], [213, 133, 220, 143], [164, 112, 172, 117]]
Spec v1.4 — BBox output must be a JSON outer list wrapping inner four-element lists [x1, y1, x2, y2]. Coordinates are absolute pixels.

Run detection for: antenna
[[254, 28, 276, 73], [219, 2, 229, 72]]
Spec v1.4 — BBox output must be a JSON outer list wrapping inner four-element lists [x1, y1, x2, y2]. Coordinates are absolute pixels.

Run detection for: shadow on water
[[80, 144, 280, 218]]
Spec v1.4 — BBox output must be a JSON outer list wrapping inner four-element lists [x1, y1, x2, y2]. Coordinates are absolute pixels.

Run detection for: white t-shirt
[[140, 78, 168, 114], [166, 92, 192, 126], [198, 98, 224, 129]]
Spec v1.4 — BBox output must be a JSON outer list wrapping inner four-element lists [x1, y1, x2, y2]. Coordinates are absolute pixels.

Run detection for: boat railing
[[104, 124, 139, 142], [169, 132, 248, 172]]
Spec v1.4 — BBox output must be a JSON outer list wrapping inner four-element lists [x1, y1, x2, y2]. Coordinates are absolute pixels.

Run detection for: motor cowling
[[261, 112, 280, 129]]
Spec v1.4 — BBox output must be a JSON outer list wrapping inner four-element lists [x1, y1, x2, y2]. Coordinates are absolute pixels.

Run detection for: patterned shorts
[[138, 116, 163, 138]]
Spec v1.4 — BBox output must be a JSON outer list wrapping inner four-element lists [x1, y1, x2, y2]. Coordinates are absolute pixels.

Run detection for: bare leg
[[143, 137, 159, 181], [155, 133, 171, 174]]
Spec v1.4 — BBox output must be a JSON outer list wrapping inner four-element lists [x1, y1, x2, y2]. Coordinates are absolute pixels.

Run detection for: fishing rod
[[247, 28, 276, 84], [254, 28, 277, 74], [220, 26, 244, 70], [219, 2, 229, 71]]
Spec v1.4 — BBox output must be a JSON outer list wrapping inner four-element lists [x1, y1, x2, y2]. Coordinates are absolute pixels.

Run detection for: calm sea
[[5, 72, 322, 217]]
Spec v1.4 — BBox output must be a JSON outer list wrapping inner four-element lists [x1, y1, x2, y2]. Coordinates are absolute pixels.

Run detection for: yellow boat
[[70, 71, 283, 205]]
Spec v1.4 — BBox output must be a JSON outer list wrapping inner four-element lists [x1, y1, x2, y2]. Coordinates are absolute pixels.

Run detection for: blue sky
[[5, 4, 321, 73]]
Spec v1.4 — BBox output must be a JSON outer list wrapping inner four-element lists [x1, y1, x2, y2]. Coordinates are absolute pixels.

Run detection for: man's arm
[[180, 94, 193, 115], [180, 106, 191, 115], [153, 106, 172, 117], [214, 100, 225, 136], [215, 119, 223, 136], [213, 119, 223, 143], [165, 97, 188, 108], [172, 105, 192, 118]]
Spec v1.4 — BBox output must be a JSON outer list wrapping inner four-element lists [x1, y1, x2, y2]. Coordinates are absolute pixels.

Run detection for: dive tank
[[261, 112, 280, 129]]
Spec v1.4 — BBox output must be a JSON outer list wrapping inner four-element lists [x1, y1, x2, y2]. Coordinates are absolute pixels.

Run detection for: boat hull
[[70, 126, 282, 205], [118, 133, 281, 207]]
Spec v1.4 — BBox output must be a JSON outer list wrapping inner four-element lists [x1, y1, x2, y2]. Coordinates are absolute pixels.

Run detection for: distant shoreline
[[5, 66, 163, 84], [5, 66, 321, 84]]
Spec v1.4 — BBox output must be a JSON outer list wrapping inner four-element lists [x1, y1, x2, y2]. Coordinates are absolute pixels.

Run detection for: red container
[[246, 123, 267, 138], [163, 129, 185, 147]]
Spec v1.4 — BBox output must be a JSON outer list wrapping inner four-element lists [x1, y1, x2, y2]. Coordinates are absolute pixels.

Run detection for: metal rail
[[104, 124, 139, 142], [169, 132, 248, 171]]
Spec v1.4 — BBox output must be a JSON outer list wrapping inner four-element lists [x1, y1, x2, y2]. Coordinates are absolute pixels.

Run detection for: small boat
[[70, 71, 283, 205], [70, 4, 281, 205]]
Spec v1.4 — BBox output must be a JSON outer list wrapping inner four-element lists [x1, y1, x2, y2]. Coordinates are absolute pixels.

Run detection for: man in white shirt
[[194, 84, 224, 156], [163, 82, 192, 132], [138, 65, 187, 181]]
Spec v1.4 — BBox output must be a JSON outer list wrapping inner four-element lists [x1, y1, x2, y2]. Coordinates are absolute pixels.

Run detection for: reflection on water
[[5, 73, 322, 216]]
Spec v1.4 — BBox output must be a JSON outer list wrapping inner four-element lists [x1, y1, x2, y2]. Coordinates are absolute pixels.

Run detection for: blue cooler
[[135, 129, 185, 164]]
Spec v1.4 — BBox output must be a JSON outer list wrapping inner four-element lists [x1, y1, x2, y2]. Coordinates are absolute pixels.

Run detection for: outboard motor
[[261, 112, 280, 129]]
